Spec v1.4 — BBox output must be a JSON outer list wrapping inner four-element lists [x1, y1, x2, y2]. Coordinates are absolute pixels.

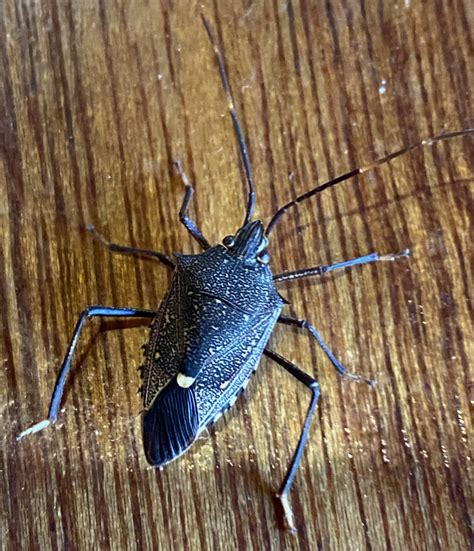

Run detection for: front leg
[[174, 160, 211, 250], [273, 249, 410, 283], [17, 306, 157, 439]]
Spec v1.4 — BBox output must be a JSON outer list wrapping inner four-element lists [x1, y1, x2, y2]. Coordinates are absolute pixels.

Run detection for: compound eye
[[258, 251, 270, 264], [223, 235, 235, 248]]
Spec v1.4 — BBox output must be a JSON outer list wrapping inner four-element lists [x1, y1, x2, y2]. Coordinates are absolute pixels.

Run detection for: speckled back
[[140, 245, 285, 426]]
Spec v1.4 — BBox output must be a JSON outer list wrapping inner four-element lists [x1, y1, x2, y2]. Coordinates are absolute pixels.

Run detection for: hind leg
[[18, 306, 157, 439], [264, 348, 320, 533]]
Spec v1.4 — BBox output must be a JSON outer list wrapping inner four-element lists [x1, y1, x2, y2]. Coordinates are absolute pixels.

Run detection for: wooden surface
[[1, 1, 473, 549]]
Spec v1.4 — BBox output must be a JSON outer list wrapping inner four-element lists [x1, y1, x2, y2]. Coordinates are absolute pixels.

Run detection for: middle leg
[[278, 315, 375, 386], [87, 225, 175, 268]]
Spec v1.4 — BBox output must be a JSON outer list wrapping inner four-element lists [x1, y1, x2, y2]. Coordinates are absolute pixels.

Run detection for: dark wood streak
[[211, 0, 254, 235], [435, 0, 471, 125], [371, 15, 453, 544], [316, 5, 387, 547], [150, 37, 180, 253], [275, 3, 349, 547], [274, 11, 329, 546], [96, 15, 152, 532], [54, 2, 109, 486], [404, 13, 471, 541], [2, 1, 473, 549], [342, 5, 403, 548]]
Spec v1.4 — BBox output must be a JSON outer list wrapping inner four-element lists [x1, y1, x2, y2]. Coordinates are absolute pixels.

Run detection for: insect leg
[[17, 306, 157, 440], [264, 348, 320, 533], [277, 315, 375, 386], [173, 160, 211, 249], [87, 225, 175, 268], [273, 249, 410, 283]]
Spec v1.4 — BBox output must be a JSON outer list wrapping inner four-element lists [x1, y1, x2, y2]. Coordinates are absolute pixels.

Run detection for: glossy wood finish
[[1, 1, 472, 549]]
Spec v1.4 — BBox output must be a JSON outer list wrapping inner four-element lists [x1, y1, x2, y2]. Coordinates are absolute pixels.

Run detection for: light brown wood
[[1, 1, 472, 549]]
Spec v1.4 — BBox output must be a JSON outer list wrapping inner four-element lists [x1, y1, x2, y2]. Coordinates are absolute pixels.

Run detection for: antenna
[[265, 129, 474, 235], [201, 15, 256, 226]]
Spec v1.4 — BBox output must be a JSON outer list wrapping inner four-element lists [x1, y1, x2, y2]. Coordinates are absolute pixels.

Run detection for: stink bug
[[17, 15, 473, 533]]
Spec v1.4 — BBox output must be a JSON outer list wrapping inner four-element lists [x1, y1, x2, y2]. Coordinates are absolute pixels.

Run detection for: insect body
[[141, 228, 284, 466], [17, 15, 473, 533]]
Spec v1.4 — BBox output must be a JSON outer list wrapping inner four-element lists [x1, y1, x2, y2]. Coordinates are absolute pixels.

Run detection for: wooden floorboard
[[1, 1, 473, 549]]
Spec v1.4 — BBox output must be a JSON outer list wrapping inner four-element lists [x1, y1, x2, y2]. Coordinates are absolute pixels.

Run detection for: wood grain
[[1, 1, 472, 549]]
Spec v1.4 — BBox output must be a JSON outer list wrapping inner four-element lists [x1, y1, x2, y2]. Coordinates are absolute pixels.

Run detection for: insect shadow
[[17, 15, 473, 533]]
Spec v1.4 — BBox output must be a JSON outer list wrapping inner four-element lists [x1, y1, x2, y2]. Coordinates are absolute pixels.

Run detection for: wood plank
[[2, 1, 472, 549]]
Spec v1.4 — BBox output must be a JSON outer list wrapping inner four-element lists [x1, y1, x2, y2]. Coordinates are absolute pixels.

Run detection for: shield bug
[[18, 15, 473, 533]]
